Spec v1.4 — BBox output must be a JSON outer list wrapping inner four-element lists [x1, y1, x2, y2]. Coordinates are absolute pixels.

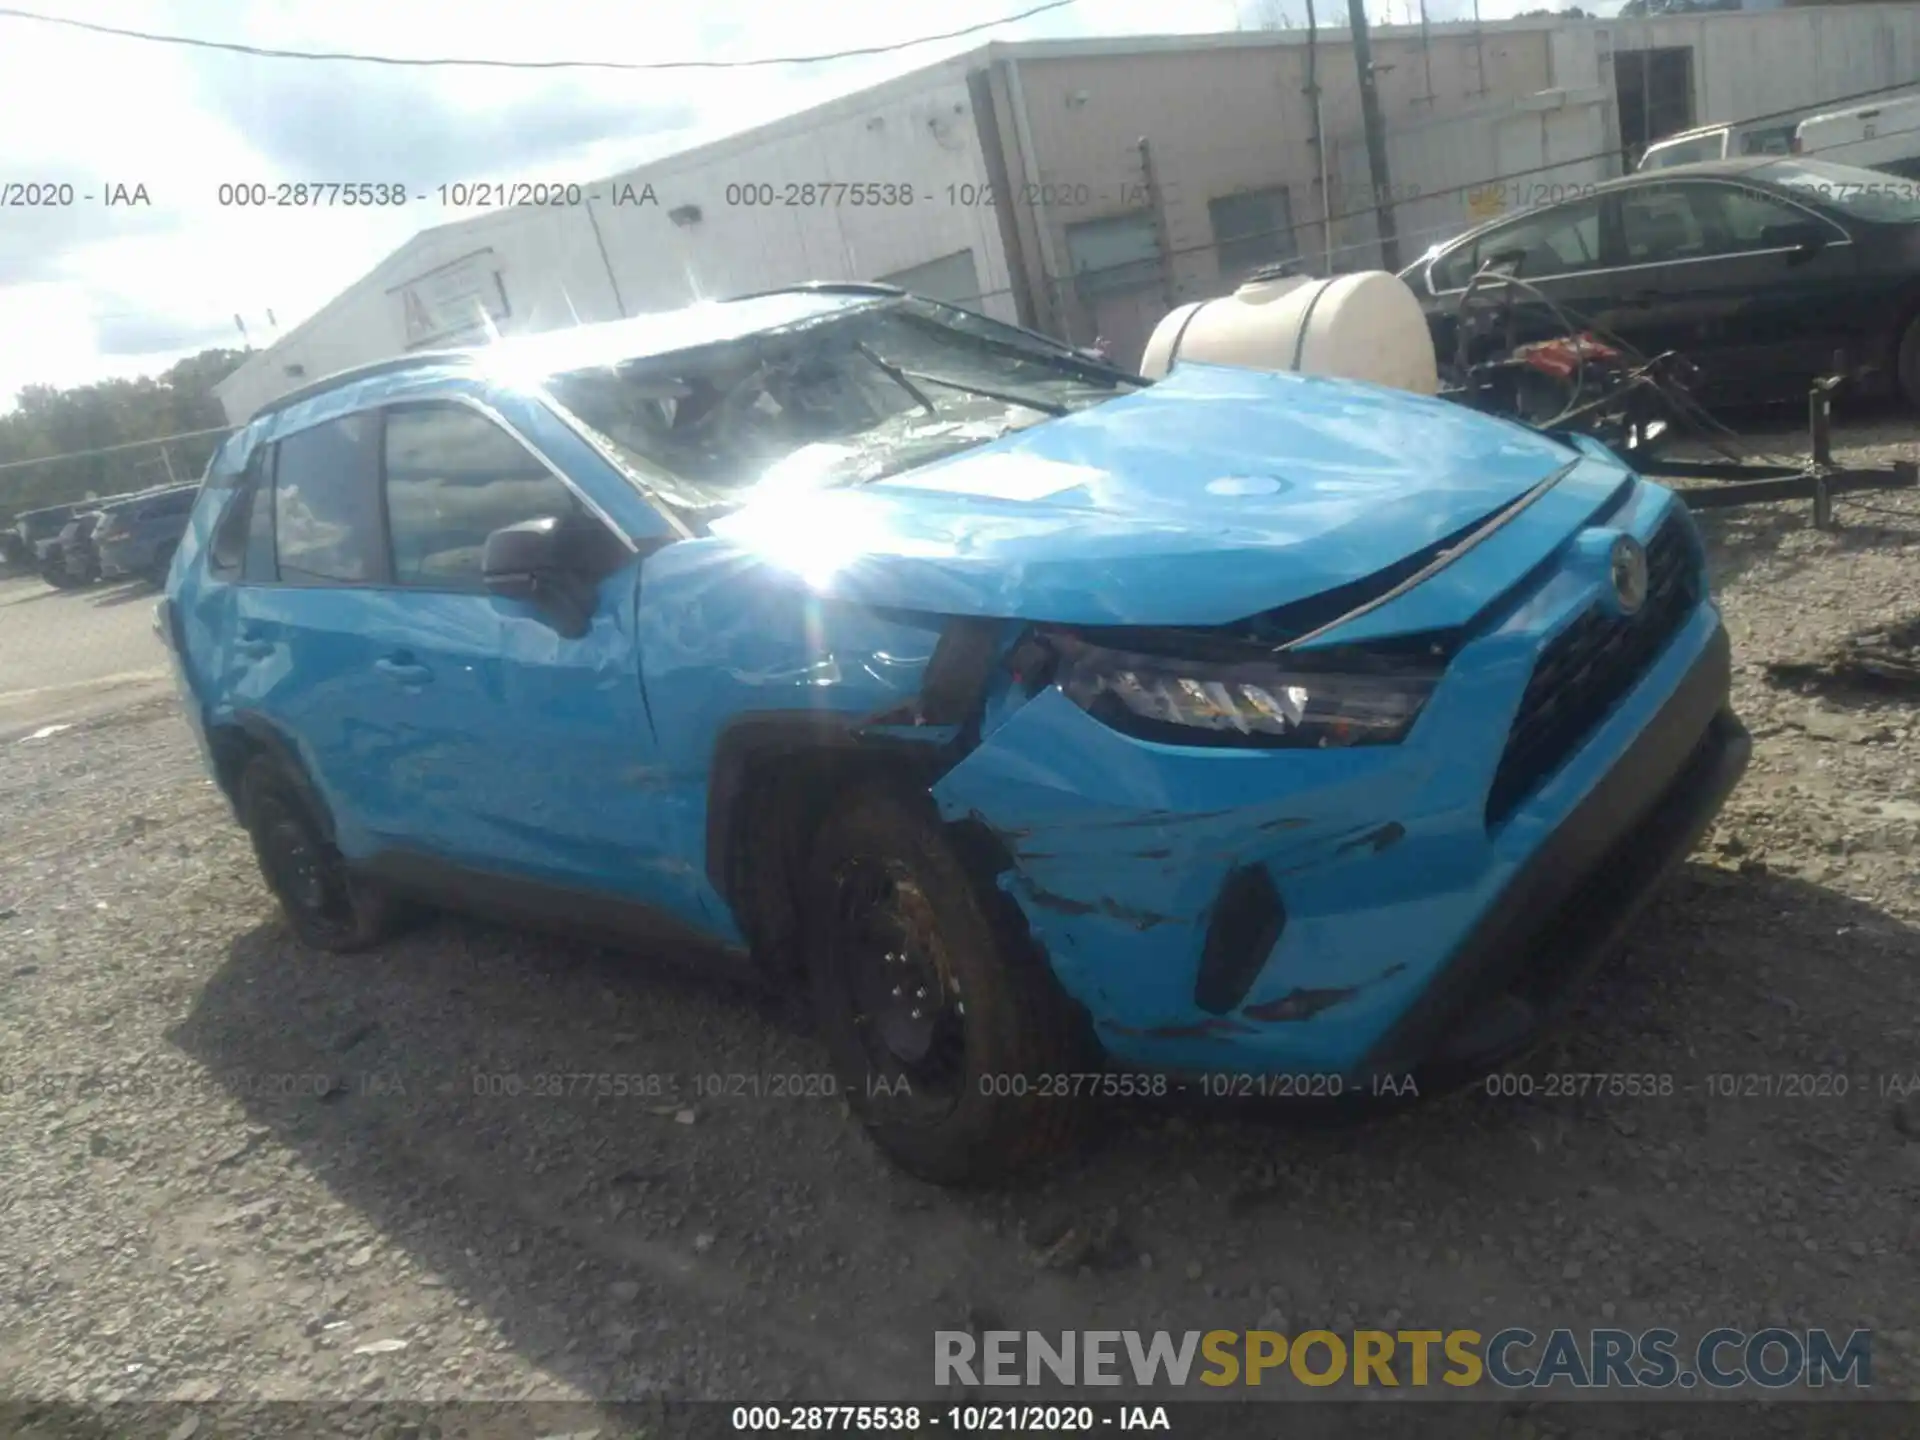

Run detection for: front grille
[[1484, 515, 1699, 826]]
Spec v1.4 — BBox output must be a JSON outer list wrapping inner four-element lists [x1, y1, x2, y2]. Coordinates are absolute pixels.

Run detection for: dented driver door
[[363, 401, 684, 912]]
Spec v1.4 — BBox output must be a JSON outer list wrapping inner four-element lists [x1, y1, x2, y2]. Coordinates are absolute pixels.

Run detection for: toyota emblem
[[1609, 534, 1649, 615]]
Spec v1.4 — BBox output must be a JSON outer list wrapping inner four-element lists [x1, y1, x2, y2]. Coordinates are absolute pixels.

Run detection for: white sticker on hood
[[877, 452, 1101, 503]]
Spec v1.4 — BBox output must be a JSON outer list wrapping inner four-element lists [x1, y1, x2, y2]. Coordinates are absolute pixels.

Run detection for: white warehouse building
[[216, 3, 1920, 423]]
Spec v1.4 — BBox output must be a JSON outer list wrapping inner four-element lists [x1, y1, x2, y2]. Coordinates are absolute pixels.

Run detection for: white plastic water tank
[[1139, 270, 1439, 396]]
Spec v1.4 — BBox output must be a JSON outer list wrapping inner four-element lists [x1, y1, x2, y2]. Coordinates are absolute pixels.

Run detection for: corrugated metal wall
[[1607, 4, 1920, 131]]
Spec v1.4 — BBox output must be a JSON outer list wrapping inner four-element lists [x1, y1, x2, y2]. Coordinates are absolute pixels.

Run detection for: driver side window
[[382, 403, 588, 590], [1431, 197, 1604, 291]]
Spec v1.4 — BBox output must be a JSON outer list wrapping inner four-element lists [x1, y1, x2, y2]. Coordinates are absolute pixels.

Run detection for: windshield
[[1641, 133, 1724, 170], [1760, 158, 1920, 223], [543, 296, 1140, 515]]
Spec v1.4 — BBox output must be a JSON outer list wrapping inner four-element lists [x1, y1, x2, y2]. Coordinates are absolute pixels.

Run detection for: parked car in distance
[[1637, 119, 1797, 172], [54, 509, 108, 586], [1403, 157, 1920, 409], [161, 284, 1748, 1182], [8, 501, 82, 575], [96, 483, 200, 584], [1793, 92, 1920, 179]]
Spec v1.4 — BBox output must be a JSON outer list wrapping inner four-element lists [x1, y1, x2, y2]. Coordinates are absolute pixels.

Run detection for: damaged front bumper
[[931, 509, 1749, 1089]]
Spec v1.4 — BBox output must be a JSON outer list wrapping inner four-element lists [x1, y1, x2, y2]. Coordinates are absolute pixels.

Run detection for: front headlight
[[1051, 634, 1438, 748]]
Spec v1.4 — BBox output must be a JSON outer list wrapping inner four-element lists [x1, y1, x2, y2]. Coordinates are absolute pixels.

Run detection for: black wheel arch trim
[[703, 618, 1014, 898], [220, 712, 340, 843], [703, 711, 955, 899]]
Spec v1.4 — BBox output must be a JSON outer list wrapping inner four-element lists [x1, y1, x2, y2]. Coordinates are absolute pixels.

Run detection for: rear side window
[[382, 404, 583, 588], [1620, 185, 1707, 263], [272, 413, 384, 584], [1619, 182, 1816, 262]]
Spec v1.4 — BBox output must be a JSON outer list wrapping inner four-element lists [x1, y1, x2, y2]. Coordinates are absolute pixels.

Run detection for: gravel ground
[[2, 415, 1918, 1428]]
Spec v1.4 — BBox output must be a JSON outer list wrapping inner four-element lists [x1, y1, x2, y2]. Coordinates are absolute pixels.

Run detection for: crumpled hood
[[708, 362, 1623, 629]]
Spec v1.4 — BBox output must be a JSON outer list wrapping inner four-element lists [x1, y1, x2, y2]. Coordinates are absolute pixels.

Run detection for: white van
[[1636, 119, 1799, 171], [1793, 93, 1920, 178]]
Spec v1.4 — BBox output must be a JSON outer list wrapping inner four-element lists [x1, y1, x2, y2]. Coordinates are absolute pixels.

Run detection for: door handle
[[375, 655, 432, 685], [1625, 289, 1662, 306], [234, 632, 272, 659]]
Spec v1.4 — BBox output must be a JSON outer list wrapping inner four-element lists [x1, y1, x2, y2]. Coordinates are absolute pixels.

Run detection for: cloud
[[0, 176, 180, 286], [93, 309, 243, 357], [187, 61, 698, 193]]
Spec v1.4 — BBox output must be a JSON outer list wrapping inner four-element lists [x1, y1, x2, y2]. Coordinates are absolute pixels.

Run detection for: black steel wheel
[[805, 783, 1092, 1184], [238, 754, 411, 952], [825, 854, 970, 1115], [1898, 314, 1920, 412]]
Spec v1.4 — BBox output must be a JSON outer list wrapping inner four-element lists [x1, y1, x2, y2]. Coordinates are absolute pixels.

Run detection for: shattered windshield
[[542, 296, 1138, 515]]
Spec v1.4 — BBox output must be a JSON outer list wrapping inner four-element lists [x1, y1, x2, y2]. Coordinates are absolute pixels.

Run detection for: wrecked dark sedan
[[159, 285, 1750, 1182]]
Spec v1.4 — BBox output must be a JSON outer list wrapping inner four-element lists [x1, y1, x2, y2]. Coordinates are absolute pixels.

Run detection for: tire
[[1897, 314, 1920, 412], [804, 783, 1093, 1184], [238, 754, 413, 952]]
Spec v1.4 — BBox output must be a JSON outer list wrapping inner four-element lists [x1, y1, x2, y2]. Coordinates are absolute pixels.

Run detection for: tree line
[[0, 348, 246, 523]]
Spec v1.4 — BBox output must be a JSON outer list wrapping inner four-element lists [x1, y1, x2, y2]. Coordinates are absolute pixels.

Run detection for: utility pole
[[1347, 0, 1401, 271], [1306, 0, 1331, 272], [1344, 0, 1405, 270]]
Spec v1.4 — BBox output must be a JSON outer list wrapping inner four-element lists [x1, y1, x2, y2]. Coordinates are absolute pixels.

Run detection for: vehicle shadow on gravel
[[166, 858, 1920, 1400], [88, 579, 160, 607], [1, 584, 89, 608]]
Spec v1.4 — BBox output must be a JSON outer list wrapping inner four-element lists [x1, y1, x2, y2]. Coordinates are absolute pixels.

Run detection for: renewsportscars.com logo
[[934, 1328, 1872, 1390]]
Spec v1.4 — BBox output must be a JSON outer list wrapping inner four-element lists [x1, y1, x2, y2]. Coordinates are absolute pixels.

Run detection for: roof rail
[[250, 348, 474, 423], [723, 281, 906, 303]]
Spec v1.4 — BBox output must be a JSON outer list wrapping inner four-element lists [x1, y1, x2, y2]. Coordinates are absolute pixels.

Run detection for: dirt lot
[[2, 418, 1919, 1429]]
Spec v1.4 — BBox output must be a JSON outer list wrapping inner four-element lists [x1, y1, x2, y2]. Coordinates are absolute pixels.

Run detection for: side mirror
[[481, 515, 598, 637]]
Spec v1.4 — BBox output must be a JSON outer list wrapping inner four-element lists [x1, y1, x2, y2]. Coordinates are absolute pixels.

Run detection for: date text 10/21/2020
[[464, 1070, 1421, 1104], [719, 182, 1163, 210]]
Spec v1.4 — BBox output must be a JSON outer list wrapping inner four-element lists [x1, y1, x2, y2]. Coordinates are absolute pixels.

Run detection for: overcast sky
[[0, 0, 1613, 413]]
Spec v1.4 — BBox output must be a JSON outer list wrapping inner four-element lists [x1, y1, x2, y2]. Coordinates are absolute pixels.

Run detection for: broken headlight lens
[[1054, 638, 1437, 748]]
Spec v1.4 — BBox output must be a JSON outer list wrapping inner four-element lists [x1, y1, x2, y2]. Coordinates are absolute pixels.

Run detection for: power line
[[0, 424, 234, 475], [0, 1, 1077, 70], [15, 60, 1920, 360]]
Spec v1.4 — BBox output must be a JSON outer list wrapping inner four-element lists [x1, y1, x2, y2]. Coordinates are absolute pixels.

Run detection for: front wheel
[[804, 784, 1093, 1184]]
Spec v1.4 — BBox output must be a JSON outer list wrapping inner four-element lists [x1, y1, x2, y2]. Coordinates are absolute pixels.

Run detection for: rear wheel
[[1896, 314, 1920, 411], [238, 754, 413, 952], [804, 784, 1092, 1184]]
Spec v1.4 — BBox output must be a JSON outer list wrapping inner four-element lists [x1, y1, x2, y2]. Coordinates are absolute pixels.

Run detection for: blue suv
[[162, 284, 1749, 1182]]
